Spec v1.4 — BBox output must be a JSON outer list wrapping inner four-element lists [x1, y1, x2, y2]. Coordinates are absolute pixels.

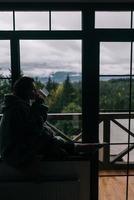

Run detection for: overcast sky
[[0, 11, 134, 77]]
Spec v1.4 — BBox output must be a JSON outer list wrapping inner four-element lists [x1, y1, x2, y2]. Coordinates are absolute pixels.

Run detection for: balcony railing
[[48, 112, 134, 169], [99, 112, 134, 169], [1, 112, 134, 169]]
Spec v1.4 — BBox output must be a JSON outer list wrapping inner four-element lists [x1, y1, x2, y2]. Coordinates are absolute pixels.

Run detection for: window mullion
[[10, 38, 20, 86]]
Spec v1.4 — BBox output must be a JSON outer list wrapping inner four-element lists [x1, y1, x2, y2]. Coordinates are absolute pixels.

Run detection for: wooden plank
[[99, 170, 134, 200]]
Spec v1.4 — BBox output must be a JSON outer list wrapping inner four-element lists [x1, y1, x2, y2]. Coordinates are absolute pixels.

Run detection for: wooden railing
[[49, 112, 134, 169], [47, 113, 82, 142], [1, 112, 134, 169], [99, 112, 134, 169]]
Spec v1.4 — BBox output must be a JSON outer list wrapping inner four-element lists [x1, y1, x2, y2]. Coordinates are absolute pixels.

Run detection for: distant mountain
[[39, 71, 82, 83], [39, 73, 131, 84], [100, 76, 130, 81]]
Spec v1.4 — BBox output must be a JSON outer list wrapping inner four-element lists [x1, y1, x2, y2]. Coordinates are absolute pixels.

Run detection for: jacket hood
[[2, 94, 28, 112]]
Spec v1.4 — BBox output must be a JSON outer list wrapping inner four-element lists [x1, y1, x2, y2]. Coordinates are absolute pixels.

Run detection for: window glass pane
[[132, 12, 134, 28], [100, 42, 131, 75], [51, 11, 81, 30], [20, 40, 82, 141], [110, 119, 129, 150], [99, 76, 130, 111], [0, 79, 11, 113], [110, 118, 134, 163], [0, 12, 13, 30], [123, 149, 134, 163], [99, 42, 131, 111], [95, 11, 131, 28], [15, 12, 49, 30], [0, 40, 11, 113], [0, 40, 11, 77]]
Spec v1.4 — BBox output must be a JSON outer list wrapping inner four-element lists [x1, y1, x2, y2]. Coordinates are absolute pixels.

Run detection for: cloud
[[20, 40, 81, 77], [51, 11, 81, 30], [0, 41, 10, 76], [1, 11, 134, 77], [100, 42, 133, 75], [15, 12, 49, 30], [95, 11, 131, 28], [0, 12, 13, 30]]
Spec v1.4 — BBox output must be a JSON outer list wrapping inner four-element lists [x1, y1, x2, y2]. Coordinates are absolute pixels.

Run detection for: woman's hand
[[34, 90, 45, 104]]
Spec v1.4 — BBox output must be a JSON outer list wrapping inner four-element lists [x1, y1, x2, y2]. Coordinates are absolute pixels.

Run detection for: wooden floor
[[99, 170, 134, 200]]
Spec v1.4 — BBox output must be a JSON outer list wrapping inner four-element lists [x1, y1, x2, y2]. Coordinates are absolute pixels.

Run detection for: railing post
[[103, 119, 110, 166]]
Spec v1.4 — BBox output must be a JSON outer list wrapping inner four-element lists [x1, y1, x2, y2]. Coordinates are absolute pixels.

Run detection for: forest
[[0, 75, 82, 137], [100, 78, 134, 111], [0, 76, 134, 137]]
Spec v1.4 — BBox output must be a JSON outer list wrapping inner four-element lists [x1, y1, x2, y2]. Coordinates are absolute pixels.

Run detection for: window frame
[[1, 3, 134, 200]]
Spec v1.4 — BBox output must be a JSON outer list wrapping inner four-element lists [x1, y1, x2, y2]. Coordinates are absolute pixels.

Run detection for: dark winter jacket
[[0, 94, 74, 167], [0, 94, 46, 165]]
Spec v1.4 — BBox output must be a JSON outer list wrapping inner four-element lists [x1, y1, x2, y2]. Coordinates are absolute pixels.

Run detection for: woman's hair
[[13, 76, 35, 100]]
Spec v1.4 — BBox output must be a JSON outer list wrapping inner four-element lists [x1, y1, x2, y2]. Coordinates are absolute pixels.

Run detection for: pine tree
[[46, 76, 58, 92], [61, 74, 75, 108], [46, 76, 53, 91], [34, 77, 45, 89]]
